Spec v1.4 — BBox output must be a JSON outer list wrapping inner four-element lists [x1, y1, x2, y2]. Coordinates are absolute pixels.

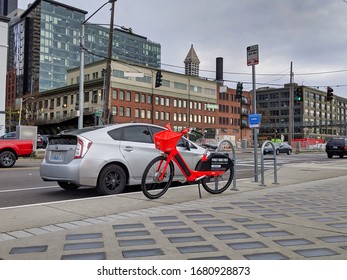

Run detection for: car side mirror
[[185, 140, 191, 151]]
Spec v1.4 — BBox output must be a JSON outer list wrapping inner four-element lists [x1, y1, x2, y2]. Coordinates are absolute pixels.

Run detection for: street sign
[[248, 114, 261, 128], [247, 44, 259, 66]]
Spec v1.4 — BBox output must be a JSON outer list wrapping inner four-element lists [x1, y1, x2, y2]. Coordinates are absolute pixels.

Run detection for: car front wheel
[[0, 151, 16, 168], [97, 164, 126, 195]]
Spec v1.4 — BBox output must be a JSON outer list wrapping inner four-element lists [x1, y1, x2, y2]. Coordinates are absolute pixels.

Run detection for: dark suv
[[325, 137, 347, 158]]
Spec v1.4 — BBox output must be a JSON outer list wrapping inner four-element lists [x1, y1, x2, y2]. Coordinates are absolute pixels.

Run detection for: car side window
[[107, 128, 122, 140], [149, 127, 165, 143], [122, 126, 152, 143]]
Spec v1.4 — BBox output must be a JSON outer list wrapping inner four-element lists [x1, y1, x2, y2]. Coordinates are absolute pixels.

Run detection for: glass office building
[[7, 0, 161, 96]]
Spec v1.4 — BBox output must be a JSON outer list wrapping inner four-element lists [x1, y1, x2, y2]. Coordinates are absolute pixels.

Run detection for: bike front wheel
[[141, 156, 174, 199], [201, 164, 234, 194]]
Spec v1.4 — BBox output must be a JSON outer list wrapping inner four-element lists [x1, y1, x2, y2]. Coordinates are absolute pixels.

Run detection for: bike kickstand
[[197, 182, 202, 198]]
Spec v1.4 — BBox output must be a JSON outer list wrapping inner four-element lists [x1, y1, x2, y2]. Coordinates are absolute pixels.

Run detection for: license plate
[[333, 146, 338, 149], [51, 151, 63, 161]]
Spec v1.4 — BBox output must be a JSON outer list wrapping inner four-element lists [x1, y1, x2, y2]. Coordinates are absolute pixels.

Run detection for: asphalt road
[[0, 152, 332, 208]]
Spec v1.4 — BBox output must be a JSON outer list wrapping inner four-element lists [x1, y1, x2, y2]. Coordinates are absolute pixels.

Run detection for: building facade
[[7, 0, 161, 98], [0, 15, 10, 135], [30, 59, 218, 137], [217, 85, 253, 145], [257, 84, 347, 142], [0, 0, 17, 16]]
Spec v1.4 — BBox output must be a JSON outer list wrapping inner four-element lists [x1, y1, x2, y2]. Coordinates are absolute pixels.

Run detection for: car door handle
[[123, 146, 134, 152]]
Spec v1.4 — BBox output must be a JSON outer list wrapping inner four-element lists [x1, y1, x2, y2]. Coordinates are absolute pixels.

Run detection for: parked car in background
[[1, 131, 45, 149], [37, 134, 44, 149], [0, 132, 16, 139], [263, 142, 292, 155], [325, 137, 347, 158], [40, 123, 206, 195], [41, 135, 49, 148], [0, 139, 33, 167]]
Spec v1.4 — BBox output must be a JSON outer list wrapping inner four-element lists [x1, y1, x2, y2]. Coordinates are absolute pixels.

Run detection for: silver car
[[40, 123, 206, 195]]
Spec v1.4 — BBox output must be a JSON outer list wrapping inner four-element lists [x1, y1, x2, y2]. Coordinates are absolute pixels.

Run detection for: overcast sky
[[19, 0, 347, 97]]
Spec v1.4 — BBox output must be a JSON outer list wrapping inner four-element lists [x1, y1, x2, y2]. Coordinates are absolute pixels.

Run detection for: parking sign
[[247, 45, 259, 66]]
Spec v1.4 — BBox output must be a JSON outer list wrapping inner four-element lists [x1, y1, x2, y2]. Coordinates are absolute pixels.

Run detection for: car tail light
[[344, 145, 347, 151], [74, 137, 92, 159]]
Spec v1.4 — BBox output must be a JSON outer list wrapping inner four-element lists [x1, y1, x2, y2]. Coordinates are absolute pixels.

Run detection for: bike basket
[[154, 130, 182, 152]]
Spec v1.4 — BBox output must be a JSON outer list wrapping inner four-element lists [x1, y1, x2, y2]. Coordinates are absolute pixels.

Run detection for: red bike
[[141, 124, 234, 199]]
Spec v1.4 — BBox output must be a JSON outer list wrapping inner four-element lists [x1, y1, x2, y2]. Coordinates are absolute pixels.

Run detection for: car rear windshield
[[328, 138, 346, 145], [49, 135, 77, 145]]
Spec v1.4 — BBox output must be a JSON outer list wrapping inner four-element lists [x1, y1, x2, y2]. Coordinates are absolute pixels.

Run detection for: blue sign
[[248, 114, 261, 128]]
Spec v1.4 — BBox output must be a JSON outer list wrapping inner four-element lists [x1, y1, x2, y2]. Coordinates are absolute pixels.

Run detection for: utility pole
[[288, 62, 294, 145], [103, 0, 116, 124]]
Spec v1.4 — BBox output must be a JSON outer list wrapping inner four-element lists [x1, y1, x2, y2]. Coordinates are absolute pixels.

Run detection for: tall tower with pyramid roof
[[184, 44, 200, 77]]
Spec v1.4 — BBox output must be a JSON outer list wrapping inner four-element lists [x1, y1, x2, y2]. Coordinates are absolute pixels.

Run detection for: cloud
[[18, 0, 347, 96]]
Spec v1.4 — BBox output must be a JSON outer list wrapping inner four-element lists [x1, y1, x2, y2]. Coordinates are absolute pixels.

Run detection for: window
[[135, 108, 140, 118], [122, 126, 152, 143], [112, 106, 117, 116], [112, 90, 118, 99], [126, 107, 131, 117], [135, 93, 140, 102], [119, 91, 124, 100], [119, 106, 124, 116], [126, 91, 131, 101]]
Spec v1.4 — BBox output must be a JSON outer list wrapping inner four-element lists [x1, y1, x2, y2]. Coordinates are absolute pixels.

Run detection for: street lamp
[[18, 97, 35, 126], [78, 0, 117, 129]]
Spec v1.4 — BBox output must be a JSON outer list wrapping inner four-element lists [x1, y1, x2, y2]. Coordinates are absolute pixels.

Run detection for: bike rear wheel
[[141, 156, 174, 199], [201, 165, 234, 194]]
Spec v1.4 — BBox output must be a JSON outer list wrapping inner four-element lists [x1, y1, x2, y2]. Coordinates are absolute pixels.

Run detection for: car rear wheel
[[340, 154, 344, 158], [276, 149, 280, 155], [97, 164, 126, 195], [287, 150, 292, 155], [327, 153, 333, 158], [0, 151, 16, 168], [57, 181, 80, 191]]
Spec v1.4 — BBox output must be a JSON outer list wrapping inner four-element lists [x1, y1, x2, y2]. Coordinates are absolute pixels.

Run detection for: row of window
[[112, 89, 216, 111], [111, 106, 216, 124], [219, 117, 242, 126]]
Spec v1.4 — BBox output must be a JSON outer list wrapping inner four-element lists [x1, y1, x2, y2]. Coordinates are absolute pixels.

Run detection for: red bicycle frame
[[155, 124, 226, 182]]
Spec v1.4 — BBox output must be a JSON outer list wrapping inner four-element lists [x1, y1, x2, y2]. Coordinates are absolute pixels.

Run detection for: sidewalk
[[1, 161, 347, 260]]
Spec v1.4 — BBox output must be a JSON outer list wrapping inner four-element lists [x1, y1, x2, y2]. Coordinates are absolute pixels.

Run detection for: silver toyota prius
[[40, 123, 206, 195]]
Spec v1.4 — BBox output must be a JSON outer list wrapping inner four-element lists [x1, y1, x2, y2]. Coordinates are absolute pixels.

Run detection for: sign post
[[247, 44, 259, 182]]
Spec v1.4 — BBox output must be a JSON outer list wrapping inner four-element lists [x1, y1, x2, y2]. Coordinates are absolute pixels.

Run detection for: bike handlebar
[[165, 123, 190, 135]]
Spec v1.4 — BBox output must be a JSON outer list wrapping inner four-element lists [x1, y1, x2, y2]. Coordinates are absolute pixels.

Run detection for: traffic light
[[295, 87, 303, 102], [327, 86, 334, 102], [155, 70, 162, 88], [236, 82, 243, 99]]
